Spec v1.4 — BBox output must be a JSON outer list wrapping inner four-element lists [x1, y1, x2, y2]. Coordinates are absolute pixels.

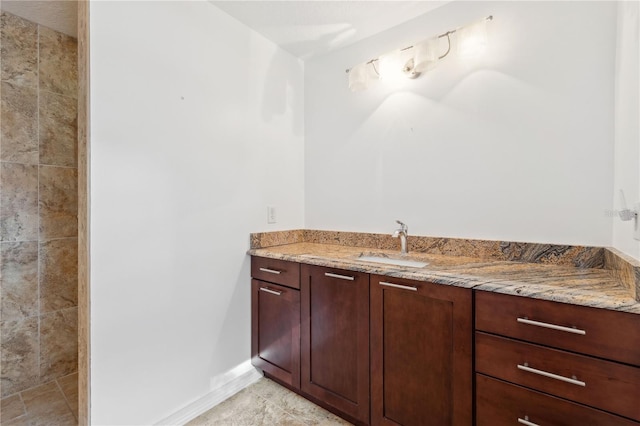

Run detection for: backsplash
[[251, 230, 605, 267], [604, 248, 640, 301], [250, 229, 639, 301], [249, 229, 305, 249]]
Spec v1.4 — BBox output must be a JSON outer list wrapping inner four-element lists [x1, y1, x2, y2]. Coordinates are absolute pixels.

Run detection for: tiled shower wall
[[0, 11, 78, 397]]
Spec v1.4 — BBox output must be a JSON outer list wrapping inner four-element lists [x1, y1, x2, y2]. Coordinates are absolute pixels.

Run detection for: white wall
[[89, 1, 304, 424], [87, 1, 636, 423], [612, 1, 640, 258], [305, 1, 617, 246]]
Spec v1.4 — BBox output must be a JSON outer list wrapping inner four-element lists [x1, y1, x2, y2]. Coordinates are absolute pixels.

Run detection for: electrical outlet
[[634, 203, 640, 241], [267, 206, 277, 224]]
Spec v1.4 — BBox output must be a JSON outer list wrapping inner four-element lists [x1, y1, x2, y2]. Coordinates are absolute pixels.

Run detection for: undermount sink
[[356, 254, 429, 268]]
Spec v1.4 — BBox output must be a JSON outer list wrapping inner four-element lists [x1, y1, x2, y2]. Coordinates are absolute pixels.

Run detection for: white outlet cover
[[267, 206, 277, 224], [635, 202, 640, 241]]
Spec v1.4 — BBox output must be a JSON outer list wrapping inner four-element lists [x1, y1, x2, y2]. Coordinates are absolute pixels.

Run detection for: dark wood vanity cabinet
[[251, 254, 640, 426], [475, 291, 640, 425], [252, 258, 474, 426], [476, 374, 638, 426], [251, 257, 301, 389], [300, 264, 370, 425], [370, 275, 473, 426]]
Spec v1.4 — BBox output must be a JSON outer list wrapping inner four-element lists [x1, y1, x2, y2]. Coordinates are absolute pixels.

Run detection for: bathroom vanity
[[251, 258, 301, 389], [370, 273, 472, 426], [249, 230, 640, 426], [475, 291, 640, 425]]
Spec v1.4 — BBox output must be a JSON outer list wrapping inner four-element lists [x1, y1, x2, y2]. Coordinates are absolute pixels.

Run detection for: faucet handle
[[395, 220, 408, 232]]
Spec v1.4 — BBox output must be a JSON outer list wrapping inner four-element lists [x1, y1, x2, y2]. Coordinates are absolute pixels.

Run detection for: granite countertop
[[249, 242, 640, 315]]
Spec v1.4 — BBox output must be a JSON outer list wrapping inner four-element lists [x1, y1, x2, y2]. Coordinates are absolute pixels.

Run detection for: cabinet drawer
[[475, 291, 640, 366], [251, 256, 300, 289], [476, 332, 640, 421], [476, 374, 638, 426]]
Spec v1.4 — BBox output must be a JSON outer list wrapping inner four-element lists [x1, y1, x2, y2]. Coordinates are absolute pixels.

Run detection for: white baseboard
[[155, 360, 263, 426]]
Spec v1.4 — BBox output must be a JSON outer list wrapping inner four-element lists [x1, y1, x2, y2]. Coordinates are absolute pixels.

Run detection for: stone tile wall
[[0, 11, 78, 398]]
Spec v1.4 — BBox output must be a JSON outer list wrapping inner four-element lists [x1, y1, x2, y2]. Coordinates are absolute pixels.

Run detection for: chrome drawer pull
[[259, 287, 282, 296], [324, 272, 355, 281], [517, 317, 586, 335], [379, 281, 418, 291], [259, 267, 281, 275], [517, 363, 586, 387], [518, 417, 540, 426]]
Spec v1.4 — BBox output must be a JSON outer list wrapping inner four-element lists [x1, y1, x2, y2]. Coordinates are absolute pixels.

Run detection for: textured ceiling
[[0, 1, 447, 57], [210, 1, 449, 59], [1, 1, 77, 37]]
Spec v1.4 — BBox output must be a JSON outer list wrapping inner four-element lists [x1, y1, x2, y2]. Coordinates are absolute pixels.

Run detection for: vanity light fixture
[[347, 15, 493, 92]]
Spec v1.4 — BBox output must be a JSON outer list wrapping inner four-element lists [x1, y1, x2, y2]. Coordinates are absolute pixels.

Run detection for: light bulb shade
[[348, 62, 379, 92], [379, 49, 415, 81], [413, 37, 441, 72], [456, 18, 488, 57], [378, 50, 401, 80]]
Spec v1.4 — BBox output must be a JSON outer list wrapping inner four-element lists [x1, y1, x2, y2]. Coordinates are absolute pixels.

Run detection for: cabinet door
[[251, 279, 300, 389], [370, 275, 473, 426], [300, 265, 370, 424]]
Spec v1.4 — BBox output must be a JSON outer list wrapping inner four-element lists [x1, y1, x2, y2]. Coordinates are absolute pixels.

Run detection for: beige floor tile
[[56, 373, 78, 418], [20, 381, 76, 426], [1, 415, 33, 426], [314, 420, 353, 426], [247, 377, 291, 400], [188, 378, 353, 426], [187, 387, 300, 426], [250, 379, 350, 426], [272, 415, 308, 426], [189, 411, 305, 426], [1, 393, 27, 421], [276, 393, 349, 425]]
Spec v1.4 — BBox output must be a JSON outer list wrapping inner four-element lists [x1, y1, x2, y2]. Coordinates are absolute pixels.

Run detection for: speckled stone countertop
[[248, 231, 640, 315]]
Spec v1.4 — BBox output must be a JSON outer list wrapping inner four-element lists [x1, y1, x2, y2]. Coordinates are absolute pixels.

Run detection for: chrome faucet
[[392, 220, 408, 255]]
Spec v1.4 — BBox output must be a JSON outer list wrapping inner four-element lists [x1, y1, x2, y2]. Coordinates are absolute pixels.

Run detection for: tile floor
[[0, 372, 78, 426], [0, 375, 349, 426], [187, 377, 353, 426]]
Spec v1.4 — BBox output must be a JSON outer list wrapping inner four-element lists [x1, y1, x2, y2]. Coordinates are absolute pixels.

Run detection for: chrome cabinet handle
[[324, 272, 355, 281], [259, 267, 281, 275], [517, 317, 586, 335], [518, 417, 540, 426], [259, 287, 282, 296], [379, 281, 418, 291], [517, 363, 586, 387]]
